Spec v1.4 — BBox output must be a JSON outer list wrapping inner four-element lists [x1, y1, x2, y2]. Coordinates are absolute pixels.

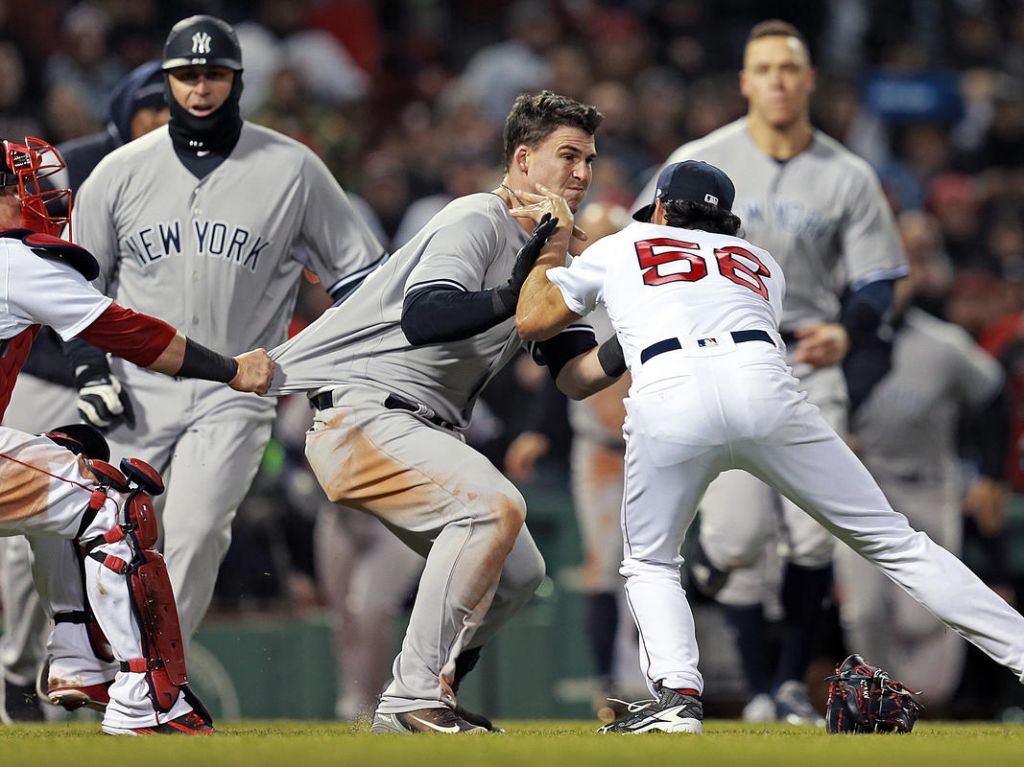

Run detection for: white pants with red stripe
[[620, 339, 1024, 695], [0, 427, 191, 730]]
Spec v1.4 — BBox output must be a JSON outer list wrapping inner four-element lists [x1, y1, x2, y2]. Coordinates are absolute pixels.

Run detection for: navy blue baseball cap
[[633, 160, 736, 222]]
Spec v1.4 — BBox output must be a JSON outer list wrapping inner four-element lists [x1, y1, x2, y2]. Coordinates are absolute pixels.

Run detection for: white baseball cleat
[[370, 706, 487, 734], [597, 688, 704, 734], [742, 692, 777, 723]]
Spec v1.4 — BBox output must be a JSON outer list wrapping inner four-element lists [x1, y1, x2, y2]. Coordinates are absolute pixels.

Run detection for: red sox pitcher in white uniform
[[0, 136, 272, 734], [515, 161, 1024, 734]]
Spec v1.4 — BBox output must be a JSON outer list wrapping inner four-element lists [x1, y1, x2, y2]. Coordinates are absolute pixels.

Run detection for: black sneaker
[[597, 688, 703, 734], [2, 679, 44, 723], [370, 706, 487, 734], [453, 704, 504, 732]]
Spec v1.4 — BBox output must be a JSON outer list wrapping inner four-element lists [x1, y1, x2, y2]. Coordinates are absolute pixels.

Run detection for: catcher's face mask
[[1, 137, 72, 239]]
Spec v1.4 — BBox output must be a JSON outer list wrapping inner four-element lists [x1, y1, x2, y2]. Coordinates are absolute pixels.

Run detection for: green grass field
[[2, 720, 1023, 767]]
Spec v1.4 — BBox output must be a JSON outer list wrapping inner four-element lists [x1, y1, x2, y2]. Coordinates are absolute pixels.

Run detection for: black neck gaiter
[[165, 74, 244, 155]]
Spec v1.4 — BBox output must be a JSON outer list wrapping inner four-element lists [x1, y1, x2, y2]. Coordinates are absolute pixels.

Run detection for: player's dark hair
[[502, 90, 603, 167], [747, 19, 811, 60], [662, 200, 742, 236]]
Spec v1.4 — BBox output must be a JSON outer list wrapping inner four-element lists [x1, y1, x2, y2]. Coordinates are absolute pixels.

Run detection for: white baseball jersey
[[547, 221, 785, 380], [0, 236, 111, 344]]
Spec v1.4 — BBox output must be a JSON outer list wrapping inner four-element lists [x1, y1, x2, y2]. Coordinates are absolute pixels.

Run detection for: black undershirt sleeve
[[959, 386, 1011, 480], [532, 325, 597, 380], [401, 284, 516, 346], [178, 338, 238, 383]]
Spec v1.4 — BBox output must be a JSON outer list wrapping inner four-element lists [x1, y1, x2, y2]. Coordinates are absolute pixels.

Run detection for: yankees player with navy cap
[[268, 91, 622, 733], [32, 13, 386, 709], [633, 20, 908, 724], [517, 159, 1024, 734]]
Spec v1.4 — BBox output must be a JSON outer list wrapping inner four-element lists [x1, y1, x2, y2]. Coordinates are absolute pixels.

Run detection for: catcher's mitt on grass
[[825, 654, 924, 734]]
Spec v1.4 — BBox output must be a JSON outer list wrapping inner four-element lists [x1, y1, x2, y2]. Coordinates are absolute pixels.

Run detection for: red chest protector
[[0, 325, 40, 418]]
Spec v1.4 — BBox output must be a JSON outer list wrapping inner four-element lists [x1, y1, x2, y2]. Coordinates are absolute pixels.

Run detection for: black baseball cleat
[[597, 687, 704, 734], [453, 704, 504, 732], [2, 679, 45, 723], [104, 711, 216, 736], [370, 706, 487, 734]]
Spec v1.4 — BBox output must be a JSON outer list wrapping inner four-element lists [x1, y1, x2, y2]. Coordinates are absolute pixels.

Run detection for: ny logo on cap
[[191, 32, 212, 54]]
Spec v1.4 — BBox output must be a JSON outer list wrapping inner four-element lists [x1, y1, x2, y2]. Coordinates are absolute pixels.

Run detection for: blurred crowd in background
[[4, 0, 1024, 718]]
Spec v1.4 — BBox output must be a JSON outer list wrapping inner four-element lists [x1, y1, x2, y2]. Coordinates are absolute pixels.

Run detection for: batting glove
[[75, 366, 136, 431]]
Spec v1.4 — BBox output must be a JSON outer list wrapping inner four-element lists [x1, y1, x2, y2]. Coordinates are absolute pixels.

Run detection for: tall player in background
[[633, 20, 907, 723], [516, 160, 1024, 734], [34, 14, 385, 711], [0, 61, 168, 724]]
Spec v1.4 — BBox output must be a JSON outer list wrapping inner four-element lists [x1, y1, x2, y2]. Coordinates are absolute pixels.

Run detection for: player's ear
[[514, 145, 529, 175], [739, 69, 750, 99]]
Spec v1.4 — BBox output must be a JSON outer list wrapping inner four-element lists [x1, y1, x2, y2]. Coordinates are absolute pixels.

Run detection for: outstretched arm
[[77, 303, 273, 394]]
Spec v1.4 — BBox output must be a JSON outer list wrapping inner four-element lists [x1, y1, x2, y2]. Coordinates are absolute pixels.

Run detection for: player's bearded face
[[741, 36, 815, 129], [168, 66, 235, 118], [524, 127, 596, 213]]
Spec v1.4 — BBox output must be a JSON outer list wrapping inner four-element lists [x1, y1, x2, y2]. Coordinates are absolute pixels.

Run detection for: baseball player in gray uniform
[[837, 242, 1007, 707], [268, 91, 621, 734], [633, 20, 907, 723], [32, 14, 385, 708]]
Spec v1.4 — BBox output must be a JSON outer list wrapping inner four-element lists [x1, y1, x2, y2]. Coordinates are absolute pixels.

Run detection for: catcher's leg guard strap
[[54, 538, 115, 664], [78, 463, 190, 715]]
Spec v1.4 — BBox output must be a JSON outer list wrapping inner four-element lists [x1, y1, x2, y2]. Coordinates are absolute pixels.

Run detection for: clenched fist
[[230, 349, 275, 394]]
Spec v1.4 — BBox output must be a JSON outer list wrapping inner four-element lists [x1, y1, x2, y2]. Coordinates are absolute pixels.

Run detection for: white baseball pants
[[619, 338, 1024, 694], [0, 427, 193, 729]]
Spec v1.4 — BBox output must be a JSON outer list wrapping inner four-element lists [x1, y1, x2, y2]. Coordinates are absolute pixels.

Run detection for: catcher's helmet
[[162, 15, 242, 72], [1, 137, 72, 238]]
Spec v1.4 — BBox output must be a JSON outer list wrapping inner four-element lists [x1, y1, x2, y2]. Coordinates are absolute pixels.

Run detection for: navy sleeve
[[840, 279, 895, 343], [401, 284, 516, 346]]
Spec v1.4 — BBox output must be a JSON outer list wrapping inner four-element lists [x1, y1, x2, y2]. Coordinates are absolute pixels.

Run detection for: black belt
[[780, 330, 797, 346], [640, 329, 775, 364], [309, 390, 457, 431]]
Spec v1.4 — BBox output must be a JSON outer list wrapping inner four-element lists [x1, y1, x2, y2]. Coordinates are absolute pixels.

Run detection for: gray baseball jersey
[[853, 307, 1003, 483], [269, 192, 592, 424], [74, 122, 385, 354], [634, 118, 907, 330]]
